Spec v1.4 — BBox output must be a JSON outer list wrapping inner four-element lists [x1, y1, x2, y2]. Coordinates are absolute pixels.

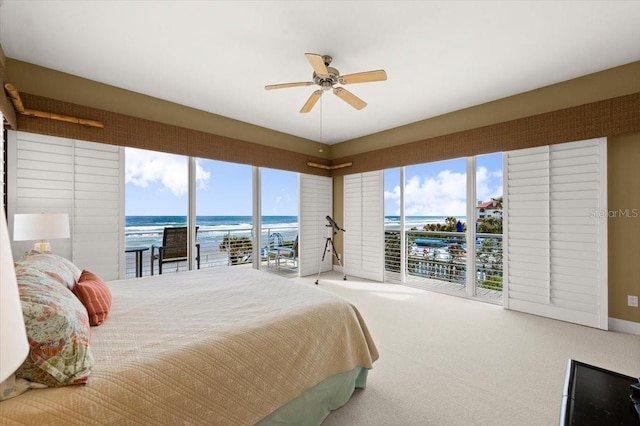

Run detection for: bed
[[1, 253, 379, 425]]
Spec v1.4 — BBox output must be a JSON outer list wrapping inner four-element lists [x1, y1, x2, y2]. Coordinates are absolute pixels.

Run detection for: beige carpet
[[297, 272, 640, 426]]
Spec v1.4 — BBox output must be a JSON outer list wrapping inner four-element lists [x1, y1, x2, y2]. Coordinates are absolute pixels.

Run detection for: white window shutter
[[298, 173, 332, 277], [8, 132, 75, 258], [72, 140, 123, 280], [8, 131, 123, 280], [503, 146, 551, 306], [344, 171, 384, 282], [504, 138, 607, 329]]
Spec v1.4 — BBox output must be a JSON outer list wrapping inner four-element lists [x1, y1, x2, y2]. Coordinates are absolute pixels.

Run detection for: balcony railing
[[126, 225, 502, 301], [385, 230, 503, 300], [124, 225, 298, 278]]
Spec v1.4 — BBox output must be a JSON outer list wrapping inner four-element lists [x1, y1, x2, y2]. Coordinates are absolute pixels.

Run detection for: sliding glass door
[[381, 153, 503, 303]]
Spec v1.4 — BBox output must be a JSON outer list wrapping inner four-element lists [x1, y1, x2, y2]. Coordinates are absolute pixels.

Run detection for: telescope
[[325, 215, 345, 233], [316, 216, 347, 284]]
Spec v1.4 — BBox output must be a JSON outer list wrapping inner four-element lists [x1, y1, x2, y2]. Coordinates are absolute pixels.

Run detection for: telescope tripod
[[315, 226, 347, 285]]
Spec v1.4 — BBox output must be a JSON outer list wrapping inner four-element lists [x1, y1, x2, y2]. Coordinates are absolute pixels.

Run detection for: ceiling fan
[[265, 53, 387, 113]]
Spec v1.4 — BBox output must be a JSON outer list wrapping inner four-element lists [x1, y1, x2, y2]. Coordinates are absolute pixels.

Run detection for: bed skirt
[[256, 366, 369, 425]]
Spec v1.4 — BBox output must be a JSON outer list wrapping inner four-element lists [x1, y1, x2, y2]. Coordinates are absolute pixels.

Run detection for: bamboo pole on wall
[[4, 83, 25, 112], [307, 161, 353, 170], [21, 108, 104, 128], [0, 46, 18, 128], [4, 83, 104, 128]]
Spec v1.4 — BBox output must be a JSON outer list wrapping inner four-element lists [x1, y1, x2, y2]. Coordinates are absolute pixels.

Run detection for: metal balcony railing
[[384, 230, 503, 300], [124, 225, 298, 278]]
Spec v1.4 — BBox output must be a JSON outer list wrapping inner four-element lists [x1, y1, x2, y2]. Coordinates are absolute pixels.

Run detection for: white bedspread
[[1, 267, 378, 425]]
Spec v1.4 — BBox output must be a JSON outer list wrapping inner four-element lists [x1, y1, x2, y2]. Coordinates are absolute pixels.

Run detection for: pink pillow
[[72, 270, 112, 326]]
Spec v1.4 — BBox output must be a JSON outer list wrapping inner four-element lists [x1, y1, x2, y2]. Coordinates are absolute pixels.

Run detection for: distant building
[[476, 199, 502, 220]]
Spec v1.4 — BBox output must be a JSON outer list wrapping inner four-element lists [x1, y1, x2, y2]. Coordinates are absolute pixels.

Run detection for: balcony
[[124, 225, 298, 278], [385, 230, 503, 302]]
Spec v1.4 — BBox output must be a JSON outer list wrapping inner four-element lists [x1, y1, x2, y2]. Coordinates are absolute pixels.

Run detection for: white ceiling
[[1, 1, 639, 145]]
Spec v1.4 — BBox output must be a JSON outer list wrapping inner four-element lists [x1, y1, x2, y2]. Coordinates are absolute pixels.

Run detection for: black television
[[560, 359, 638, 425]]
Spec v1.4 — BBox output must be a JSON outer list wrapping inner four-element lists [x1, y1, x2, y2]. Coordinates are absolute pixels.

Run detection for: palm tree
[[219, 235, 252, 265], [478, 216, 502, 234], [445, 216, 458, 231]]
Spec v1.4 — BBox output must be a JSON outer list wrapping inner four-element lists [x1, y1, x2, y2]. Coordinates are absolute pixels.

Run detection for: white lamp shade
[[0, 208, 29, 382], [13, 213, 70, 241]]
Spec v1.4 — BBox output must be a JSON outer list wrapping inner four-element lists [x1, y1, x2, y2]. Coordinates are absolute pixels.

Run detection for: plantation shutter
[[72, 140, 124, 280], [7, 131, 123, 280], [344, 171, 384, 282], [504, 138, 607, 329], [298, 173, 332, 277]]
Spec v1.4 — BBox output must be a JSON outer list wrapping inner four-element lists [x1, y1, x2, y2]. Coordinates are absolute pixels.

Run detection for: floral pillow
[[14, 268, 94, 387], [16, 251, 82, 289]]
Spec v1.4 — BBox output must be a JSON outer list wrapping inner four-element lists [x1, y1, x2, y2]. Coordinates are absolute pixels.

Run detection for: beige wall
[[608, 132, 640, 323]]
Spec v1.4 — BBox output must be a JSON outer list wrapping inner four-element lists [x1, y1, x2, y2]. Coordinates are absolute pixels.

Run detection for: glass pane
[[261, 168, 298, 270], [384, 168, 402, 280], [125, 147, 188, 277], [404, 158, 467, 292], [196, 159, 252, 267], [475, 152, 503, 301]]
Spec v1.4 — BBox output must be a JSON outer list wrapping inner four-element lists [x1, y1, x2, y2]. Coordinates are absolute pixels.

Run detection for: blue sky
[[125, 148, 502, 217], [125, 148, 298, 216]]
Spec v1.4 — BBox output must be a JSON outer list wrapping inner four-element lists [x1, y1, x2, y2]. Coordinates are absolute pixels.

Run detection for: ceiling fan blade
[[333, 87, 367, 110], [300, 90, 323, 113], [339, 70, 387, 85], [305, 53, 329, 77], [265, 82, 314, 90]]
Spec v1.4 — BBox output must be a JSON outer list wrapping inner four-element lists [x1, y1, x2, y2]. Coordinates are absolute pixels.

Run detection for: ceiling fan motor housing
[[314, 66, 340, 90]]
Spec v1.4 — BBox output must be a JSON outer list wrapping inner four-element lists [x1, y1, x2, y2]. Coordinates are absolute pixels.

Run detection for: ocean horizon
[[125, 215, 467, 248]]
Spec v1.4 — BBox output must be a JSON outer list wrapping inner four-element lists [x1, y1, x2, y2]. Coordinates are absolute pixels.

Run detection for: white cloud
[[125, 148, 210, 196], [476, 166, 503, 202], [384, 167, 503, 216], [270, 188, 294, 214], [403, 170, 467, 216]]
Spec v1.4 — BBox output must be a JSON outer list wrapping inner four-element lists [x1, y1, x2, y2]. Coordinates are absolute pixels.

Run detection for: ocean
[[125, 215, 467, 248], [126, 216, 298, 249]]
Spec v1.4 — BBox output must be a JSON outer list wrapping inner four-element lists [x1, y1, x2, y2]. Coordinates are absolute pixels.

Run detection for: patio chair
[[266, 232, 284, 268], [151, 226, 200, 275], [276, 235, 298, 271]]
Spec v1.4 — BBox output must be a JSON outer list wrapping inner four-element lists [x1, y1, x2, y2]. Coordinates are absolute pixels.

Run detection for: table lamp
[[13, 213, 70, 253], [0, 208, 29, 382]]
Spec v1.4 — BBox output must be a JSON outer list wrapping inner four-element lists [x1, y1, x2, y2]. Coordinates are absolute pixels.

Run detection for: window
[[125, 148, 189, 276], [403, 158, 467, 292], [196, 159, 252, 267], [260, 168, 298, 270], [382, 154, 504, 304], [475, 152, 503, 301]]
